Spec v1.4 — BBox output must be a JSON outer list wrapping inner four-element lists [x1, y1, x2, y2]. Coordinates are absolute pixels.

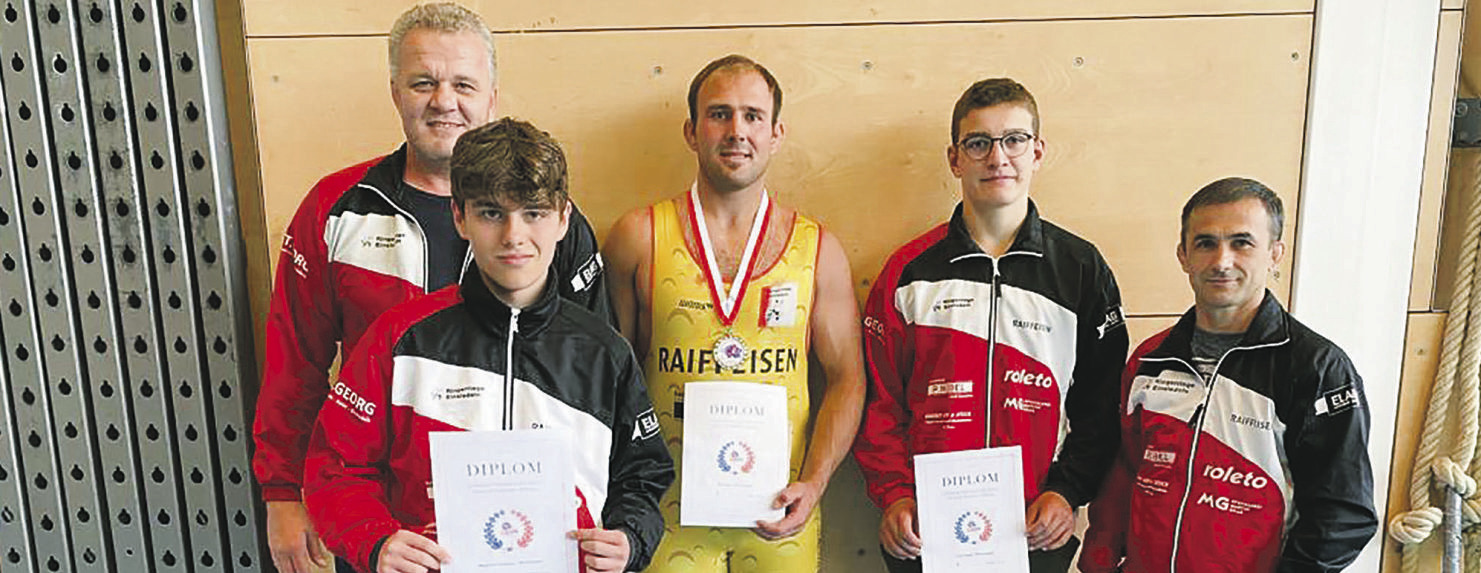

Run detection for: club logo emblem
[[954, 511, 993, 545], [483, 510, 534, 552], [716, 440, 756, 475]]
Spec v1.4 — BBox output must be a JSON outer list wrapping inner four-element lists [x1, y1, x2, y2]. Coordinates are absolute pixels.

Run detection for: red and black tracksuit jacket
[[252, 145, 610, 502], [303, 271, 672, 573], [853, 201, 1129, 512], [1081, 292, 1377, 572]]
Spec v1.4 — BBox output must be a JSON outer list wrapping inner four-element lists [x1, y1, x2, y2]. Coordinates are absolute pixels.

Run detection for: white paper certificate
[[914, 446, 1030, 572], [430, 430, 577, 573], [680, 381, 789, 527]]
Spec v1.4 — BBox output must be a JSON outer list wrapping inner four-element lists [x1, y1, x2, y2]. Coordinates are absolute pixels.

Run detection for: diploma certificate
[[915, 446, 1030, 572], [430, 430, 577, 573], [680, 381, 789, 527]]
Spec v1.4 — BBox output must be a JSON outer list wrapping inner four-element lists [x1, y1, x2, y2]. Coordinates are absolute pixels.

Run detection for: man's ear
[[683, 118, 698, 152], [1176, 240, 1190, 273], [558, 200, 572, 237], [1270, 239, 1286, 266], [771, 118, 787, 149]]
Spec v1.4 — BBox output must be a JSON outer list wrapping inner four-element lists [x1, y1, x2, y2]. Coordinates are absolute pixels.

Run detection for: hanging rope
[[1391, 150, 1481, 573]]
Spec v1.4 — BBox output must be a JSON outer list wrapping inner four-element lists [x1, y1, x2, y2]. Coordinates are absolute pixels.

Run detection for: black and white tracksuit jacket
[[1082, 292, 1377, 572], [304, 270, 673, 572]]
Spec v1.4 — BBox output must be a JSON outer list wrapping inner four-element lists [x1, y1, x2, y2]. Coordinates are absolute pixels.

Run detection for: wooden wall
[[229, 0, 1467, 570]]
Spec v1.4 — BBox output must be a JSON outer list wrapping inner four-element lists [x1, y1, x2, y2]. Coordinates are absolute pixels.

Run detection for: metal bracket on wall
[[1454, 98, 1481, 147]]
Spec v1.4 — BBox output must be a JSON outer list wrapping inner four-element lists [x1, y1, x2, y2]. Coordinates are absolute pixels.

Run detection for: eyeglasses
[[957, 132, 1036, 160]]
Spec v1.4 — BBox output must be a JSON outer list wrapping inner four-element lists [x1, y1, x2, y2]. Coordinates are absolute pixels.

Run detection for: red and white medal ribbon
[[688, 184, 771, 369]]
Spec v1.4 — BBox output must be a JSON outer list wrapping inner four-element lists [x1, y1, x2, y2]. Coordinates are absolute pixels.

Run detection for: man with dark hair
[[253, 4, 612, 572], [853, 77, 1128, 573], [303, 118, 673, 573], [1079, 177, 1377, 572], [603, 54, 866, 572]]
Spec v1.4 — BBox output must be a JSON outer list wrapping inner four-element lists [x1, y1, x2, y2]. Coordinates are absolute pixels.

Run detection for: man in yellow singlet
[[603, 54, 866, 572]]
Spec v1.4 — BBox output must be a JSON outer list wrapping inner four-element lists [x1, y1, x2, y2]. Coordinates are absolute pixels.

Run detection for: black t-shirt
[[401, 183, 469, 291]]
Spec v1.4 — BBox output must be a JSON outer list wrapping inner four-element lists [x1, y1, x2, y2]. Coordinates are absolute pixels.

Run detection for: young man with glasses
[[852, 78, 1129, 573]]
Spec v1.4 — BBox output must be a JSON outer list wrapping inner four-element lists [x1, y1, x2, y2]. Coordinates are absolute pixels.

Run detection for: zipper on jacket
[[1157, 335, 1287, 569], [984, 259, 1001, 445], [950, 250, 1040, 446], [503, 308, 519, 431], [356, 183, 435, 294], [1163, 353, 1219, 571]]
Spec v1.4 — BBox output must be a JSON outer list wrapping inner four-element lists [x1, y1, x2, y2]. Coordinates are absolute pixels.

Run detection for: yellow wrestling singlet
[[644, 196, 821, 572]]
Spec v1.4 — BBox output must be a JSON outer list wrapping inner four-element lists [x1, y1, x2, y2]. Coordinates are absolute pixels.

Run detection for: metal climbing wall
[[0, 0, 264, 571]]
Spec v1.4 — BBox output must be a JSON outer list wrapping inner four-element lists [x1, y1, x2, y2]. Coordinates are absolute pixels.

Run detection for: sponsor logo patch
[[359, 233, 405, 249], [932, 297, 974, 313], [1011, 319, 1052, 333], [1097, 305, 1126, 339], [761, 282, 798, 327], [927, 380, 973, 396], [281, 233, 309, 278], [1003, 396, 1052, 414], [677, 298, 712, 312], [330, 381, 377, 423], [1229, 412, 1272, 431], [633, 408, 661, 441], [569, 254, 604, 292], [1315, 385, 1360, 416], [1005, 369, 1054, 389], [1143, 448, 1176, 466], [1195, 492, 1264, 515], [1202, 464, 1269, 489]]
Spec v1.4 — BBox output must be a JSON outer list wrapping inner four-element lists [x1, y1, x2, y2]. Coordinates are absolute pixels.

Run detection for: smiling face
[[390, 28, 497, 177], [1178, 198, 1286, 331], [454, 195, 570, 309], [948, 103, 1044, 212], [684, 69, 785, 195]]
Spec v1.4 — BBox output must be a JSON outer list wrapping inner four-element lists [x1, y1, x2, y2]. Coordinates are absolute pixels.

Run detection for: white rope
[[1395, 150, 1481, 573]]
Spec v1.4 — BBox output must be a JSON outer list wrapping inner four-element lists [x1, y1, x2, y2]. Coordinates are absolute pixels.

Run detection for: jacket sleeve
[[1043, 252, 1128, 507], [1277, 348, 1377, 572], [302, 317, 403, 573], [252, 180, 341, 501], [851, 264, 917, 510], [601, 345, 675, 571], [1080, 341, 1150, 573], [555, 202, 615, 326]]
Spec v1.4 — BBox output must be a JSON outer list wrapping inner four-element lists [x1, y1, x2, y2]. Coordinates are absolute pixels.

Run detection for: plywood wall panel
[[1382, 312, 1446, 573], [250, 15, 1312, 314], [1411, 12, 1463, 311], [1433, 149, 1479, 310], [243, 1, 1313, 38]]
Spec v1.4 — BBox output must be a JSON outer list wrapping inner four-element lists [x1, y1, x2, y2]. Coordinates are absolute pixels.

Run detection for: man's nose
[[1213, 244, 1236, 268], [430, 83, 457, 110]]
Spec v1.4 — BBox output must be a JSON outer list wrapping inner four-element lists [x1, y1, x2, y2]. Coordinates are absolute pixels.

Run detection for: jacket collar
[[360, 144, 413, 208], [1147, 290, 1291, 360], [943, 199, 1046, 260], [458, 266, 561, 338]]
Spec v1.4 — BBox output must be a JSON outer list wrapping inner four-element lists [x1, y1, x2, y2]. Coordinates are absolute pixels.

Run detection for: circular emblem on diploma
[[953, 511, 992, 545], [713, 334, 748, 370], [716, 440, 756, 475], [483, 510, 535, 552]]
